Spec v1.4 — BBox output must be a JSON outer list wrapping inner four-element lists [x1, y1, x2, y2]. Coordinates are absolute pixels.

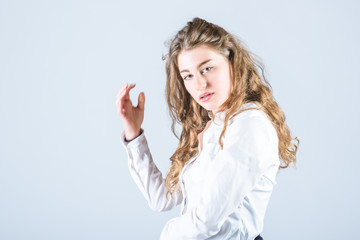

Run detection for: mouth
[[199, 92, 214, 102]]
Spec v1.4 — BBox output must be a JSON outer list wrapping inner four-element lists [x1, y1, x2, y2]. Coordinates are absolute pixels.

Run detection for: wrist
[[124, 129, 142, 142]]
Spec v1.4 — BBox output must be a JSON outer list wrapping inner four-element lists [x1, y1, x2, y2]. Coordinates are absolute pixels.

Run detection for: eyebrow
[[180, 59, 212, 73]]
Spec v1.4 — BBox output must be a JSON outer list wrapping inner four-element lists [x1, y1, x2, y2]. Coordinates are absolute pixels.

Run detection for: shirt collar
[[209, 101, 260, 124]]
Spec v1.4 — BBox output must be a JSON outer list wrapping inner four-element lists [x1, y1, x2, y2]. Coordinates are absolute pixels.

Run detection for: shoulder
[[223, 102, 278, 158], [231, 102, 269, 123], [228, 102, 275, 135]]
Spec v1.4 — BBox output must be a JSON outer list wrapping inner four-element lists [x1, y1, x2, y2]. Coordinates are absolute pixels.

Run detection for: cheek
[[219, 70, 232, 92], [184, 82, 194, 95], [183, 82, 190, 93], [184, 82, 200, 102], [226, 78, 232, 94], [215, 71, 232, 96]]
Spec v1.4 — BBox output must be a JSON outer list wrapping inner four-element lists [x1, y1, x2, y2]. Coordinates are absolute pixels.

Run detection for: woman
[[115, 17, 298, 240]]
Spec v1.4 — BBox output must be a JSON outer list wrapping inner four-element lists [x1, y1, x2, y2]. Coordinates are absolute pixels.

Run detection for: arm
[[116, 84, 182, 212], [121, 130, 183, 212], [160, 116, 279, 239]]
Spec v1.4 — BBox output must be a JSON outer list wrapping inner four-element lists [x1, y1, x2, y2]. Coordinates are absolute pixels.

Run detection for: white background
[[1, 0, 359, 239]]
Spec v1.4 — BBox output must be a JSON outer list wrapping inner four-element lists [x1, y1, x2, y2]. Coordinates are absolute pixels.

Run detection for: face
[[177, 45, 232, 113]]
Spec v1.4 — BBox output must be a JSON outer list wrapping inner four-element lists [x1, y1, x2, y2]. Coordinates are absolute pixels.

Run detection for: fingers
[[124, 84, 136, 100], [116, 85, 127, 101], [137, 92, 145, 110], [116, 84, 127, 106], [115, 83, 137, 116], [116, 83, 135, 98], [116, 84, 130, 115], [116, 83, 134, 104]]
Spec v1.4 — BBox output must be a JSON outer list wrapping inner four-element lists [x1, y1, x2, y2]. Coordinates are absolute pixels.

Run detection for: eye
[[183, 74, 193, 80], [201, 67, 213, 74]]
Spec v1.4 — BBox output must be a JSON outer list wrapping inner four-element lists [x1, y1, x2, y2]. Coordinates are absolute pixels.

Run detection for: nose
[[194, 72, 207, 90]]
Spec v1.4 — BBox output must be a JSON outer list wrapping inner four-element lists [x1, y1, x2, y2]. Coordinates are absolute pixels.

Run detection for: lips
[[199, 92, 214, 102]]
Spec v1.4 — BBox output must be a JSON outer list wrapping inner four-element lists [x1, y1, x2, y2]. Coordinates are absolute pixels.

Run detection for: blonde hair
[[163, 17, 299, 200]]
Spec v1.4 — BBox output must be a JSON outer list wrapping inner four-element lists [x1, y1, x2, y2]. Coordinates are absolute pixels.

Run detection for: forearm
[[121, 130, 182, 212]]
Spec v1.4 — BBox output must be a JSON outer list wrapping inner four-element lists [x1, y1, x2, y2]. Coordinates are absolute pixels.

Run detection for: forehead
[[177, 45, 223, 69]]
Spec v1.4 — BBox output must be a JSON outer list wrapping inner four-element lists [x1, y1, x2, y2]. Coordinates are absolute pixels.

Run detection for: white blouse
[[121, 102, 280, 240]]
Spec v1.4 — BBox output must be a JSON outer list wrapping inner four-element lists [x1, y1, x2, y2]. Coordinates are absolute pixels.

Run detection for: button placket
[[179, 154, 199, 215]]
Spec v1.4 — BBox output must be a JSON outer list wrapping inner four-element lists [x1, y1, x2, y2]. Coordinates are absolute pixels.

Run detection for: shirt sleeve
[[160, 116, 279, 239], [121, 130, 183, 212]]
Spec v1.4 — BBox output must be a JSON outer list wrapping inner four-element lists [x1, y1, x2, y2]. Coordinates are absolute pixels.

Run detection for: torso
[[179, 102, 280, 238], [198, 119, 213, 151]]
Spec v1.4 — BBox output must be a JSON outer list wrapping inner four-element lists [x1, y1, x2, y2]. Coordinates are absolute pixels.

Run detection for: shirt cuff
[[120, 128, 145, 147]]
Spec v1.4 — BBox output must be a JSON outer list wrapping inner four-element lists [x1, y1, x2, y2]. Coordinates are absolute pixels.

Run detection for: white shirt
[[121, 102, 280, 240]]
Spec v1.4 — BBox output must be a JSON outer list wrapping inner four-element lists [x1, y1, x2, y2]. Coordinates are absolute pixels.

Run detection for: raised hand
[[115, 83, 145, 141]]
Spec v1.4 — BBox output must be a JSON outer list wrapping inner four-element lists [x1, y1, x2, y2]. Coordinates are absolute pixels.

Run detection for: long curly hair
[[163, 17, 299, 200]]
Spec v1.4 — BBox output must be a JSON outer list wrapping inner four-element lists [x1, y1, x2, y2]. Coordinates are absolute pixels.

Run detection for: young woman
[[115, 17, 298, 240]]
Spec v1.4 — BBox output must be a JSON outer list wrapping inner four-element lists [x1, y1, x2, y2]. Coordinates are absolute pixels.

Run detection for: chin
[[200, 104, 216, 112]]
